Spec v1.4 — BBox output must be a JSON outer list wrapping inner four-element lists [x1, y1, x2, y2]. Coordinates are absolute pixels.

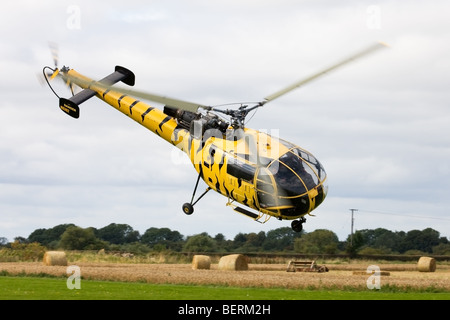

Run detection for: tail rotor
[[42, 42, 77, 98], [46, 42, 60, 80]]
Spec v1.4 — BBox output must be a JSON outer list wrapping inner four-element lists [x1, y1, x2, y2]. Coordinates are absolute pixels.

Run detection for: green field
[[1, 276, 449, 300]]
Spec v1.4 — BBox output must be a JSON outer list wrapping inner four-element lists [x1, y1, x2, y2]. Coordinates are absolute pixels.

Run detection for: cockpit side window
[[268, 160, 307, 197], [227, 157, 255, 182], [280, 153, 317, 190], [292, 148, 326, 180]]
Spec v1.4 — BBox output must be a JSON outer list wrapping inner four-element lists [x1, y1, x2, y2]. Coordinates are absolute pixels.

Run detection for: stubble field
[[1, 261, 449, 292]]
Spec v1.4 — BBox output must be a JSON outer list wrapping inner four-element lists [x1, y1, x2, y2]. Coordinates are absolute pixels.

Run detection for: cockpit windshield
[[268, 160, 307, 197], [256, 143, 328, 218], [291, 148, 326, 181], [266, 148, 326, 196]]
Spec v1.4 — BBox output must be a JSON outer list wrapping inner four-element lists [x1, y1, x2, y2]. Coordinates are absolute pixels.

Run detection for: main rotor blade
[[102, 86, 209, 113], [63, 72, 208, 113], [263, 41, 389, 104]]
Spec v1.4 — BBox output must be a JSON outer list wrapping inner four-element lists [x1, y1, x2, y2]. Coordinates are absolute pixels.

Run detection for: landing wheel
[[291, 220, 303, 232], [291, 217, 306, 232], [182, 203, 194, 215]]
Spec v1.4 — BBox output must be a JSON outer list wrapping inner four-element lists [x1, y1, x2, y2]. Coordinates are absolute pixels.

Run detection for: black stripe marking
[[118, 94, 126, 108], [218, 153, 226, 171], [209, 147, 215, 166], [196, 141, 204, 155], [199, 164, 204, 180], [243, 194, 248, 206], [158, 116, 171, 131], [223, 181, 230, 197], [215, 176, 221, 192], [129, 100, 140, 115], [102, 89, 110, 99], [141, 107, 154, 122]]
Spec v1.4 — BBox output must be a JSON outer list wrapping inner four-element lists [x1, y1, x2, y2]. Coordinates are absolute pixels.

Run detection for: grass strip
[[1, 276, 449, 300]]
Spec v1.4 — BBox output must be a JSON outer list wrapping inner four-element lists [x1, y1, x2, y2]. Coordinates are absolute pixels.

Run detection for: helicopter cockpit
[[256, 143, 328, 219], [164, 105, 328, 221]]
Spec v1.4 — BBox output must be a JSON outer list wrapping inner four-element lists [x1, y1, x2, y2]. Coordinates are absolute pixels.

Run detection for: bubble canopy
[[256, 141, 328, 219]]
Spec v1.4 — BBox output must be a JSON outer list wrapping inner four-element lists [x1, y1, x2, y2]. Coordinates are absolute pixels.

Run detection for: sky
[[1, 0, 450, 242]]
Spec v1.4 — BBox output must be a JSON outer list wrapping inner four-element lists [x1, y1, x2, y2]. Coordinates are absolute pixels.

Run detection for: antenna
[[349, 208, 358, 247]]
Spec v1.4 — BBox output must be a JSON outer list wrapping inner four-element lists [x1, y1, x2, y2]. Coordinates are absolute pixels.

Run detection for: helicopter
[[43, 42, 387, 232]]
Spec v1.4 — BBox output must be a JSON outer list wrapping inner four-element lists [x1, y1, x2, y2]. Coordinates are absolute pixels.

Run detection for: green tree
[[10, 241, 46, 261], [234, 231, 266, 252], [60, 226, 104, 250], [0, 237, 8, 247], [294, 229, 339, 254], [401, 228, 441, 253], [141, 227, 184, 251], [27, 224, 76, 248], [345, 230, 364, 256], [96, 223, 140, 244], [214, 233, 226, 242], [233, 233, 247, 249], [214, 233, 233, 252], [358, 228, 403, 253], [183, 233, 216, 252], [262, 227, 302, 251], [246, 232, 266, 249], [432, 242, 450, 255]]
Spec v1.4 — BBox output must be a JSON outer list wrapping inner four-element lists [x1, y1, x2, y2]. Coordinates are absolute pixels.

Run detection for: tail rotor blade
[[49, 42, 59, 69], [50, 68, 60, 80]]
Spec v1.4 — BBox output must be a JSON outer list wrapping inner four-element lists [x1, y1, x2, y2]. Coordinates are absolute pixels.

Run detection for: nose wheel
[[291, 217, 306, 232]]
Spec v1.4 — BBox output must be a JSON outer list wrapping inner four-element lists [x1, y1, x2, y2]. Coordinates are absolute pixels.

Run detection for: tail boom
[[61, 67, 189, 148]]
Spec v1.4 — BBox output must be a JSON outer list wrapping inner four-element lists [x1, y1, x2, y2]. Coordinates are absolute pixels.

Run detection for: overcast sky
[[1, 0, 450, 242]]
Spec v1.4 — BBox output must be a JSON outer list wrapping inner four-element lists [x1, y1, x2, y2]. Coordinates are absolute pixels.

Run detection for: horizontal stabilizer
[[59, 98, 80, 119], [101, 66, 135, 87], [59, 66, 135, 118]]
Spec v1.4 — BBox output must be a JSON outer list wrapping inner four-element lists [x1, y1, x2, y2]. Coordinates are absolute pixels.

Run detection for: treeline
[[1, 223, 449, 256]]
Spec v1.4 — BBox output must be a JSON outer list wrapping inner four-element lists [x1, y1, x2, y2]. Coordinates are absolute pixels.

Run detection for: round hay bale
[[218, 254, 248, 271], [43, 251, 67, 266], [192, 255, 211, 270], [417, 256, 436, 272]]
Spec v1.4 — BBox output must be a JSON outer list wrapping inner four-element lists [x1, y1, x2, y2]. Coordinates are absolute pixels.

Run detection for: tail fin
[[59, 66, 135, 118]]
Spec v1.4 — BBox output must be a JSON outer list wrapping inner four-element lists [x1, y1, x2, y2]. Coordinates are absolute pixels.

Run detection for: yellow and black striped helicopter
[[43, 42, 386, 232]]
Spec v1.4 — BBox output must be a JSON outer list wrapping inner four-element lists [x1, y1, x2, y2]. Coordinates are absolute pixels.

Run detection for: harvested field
[[1, 262, 449, 291]]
